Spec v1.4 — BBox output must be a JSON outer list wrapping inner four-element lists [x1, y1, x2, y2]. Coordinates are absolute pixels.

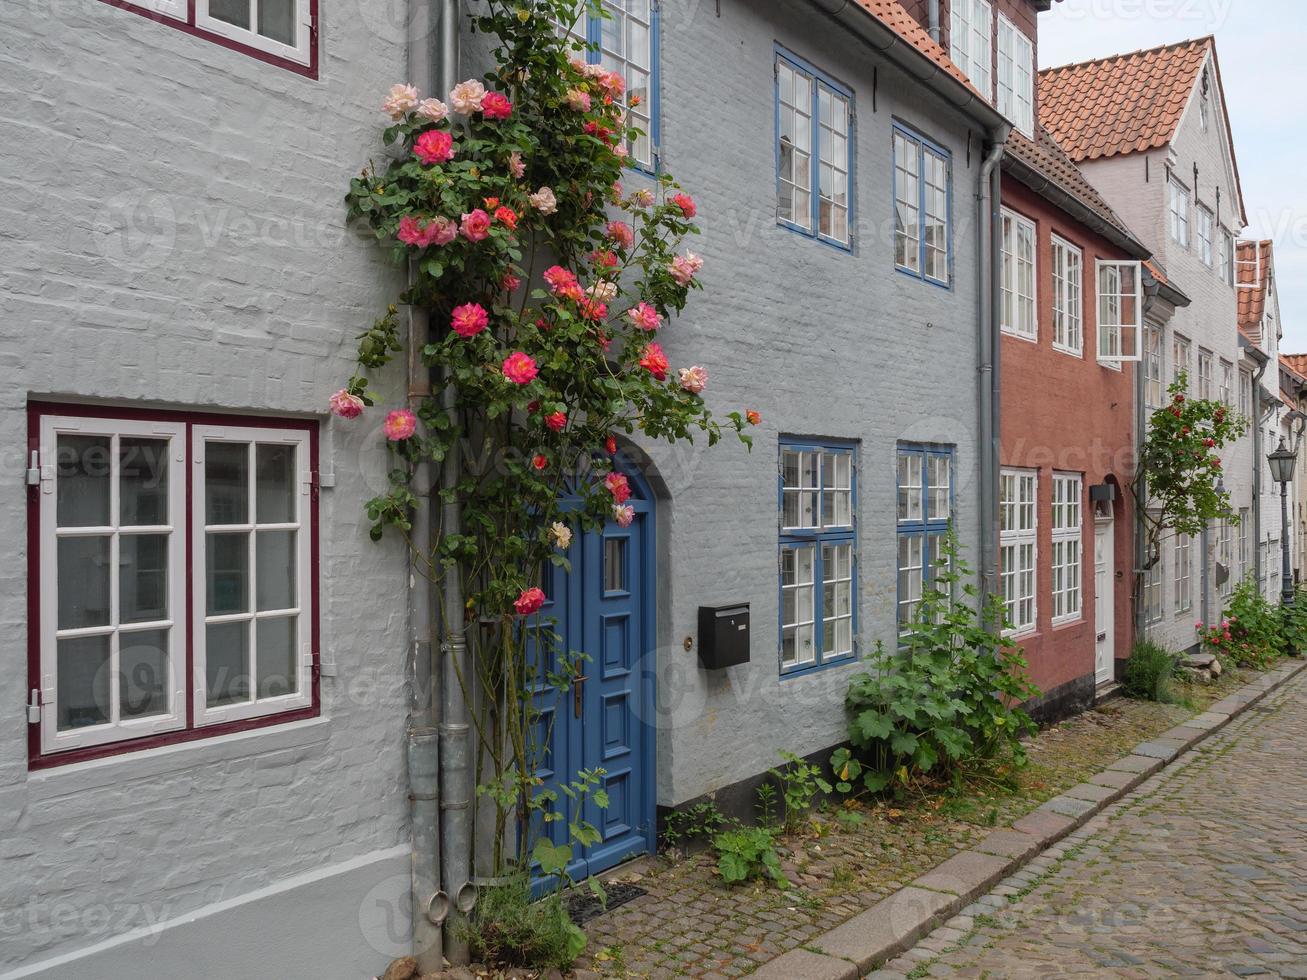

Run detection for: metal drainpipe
[[406, 0, 441, 969], [433, 0, 476, 965], [928, 0, 941, 43], [1253, 357, 1268, 586], [976, 133, 1006, 616]]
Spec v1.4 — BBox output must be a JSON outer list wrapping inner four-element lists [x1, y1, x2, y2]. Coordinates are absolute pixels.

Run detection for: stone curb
[[766, 660, 1307, 979]]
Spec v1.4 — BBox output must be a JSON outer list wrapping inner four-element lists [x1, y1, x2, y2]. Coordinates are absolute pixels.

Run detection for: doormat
[[564, 881, 647, 926]]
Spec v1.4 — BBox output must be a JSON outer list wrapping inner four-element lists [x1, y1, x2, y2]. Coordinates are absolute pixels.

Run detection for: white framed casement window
[[1096, 260, 1143, 361], [195, 0, 313, 66], [779, 440, 856, 674], [1174, 532, 1193, 613], [193, 425, 314, 726], [1173, 334, 1192, 391], [1000, 468, 1037, 635], [37, 416, 188, 756], [950, 0, 992, 98], [1143, 526, 1165, 625], [1218, 520, 1233, 597], [1050, 472, 1083, 625], [776, 50, 853, 248], [1197, 205, 1214, 267], [1221, 228, 1236, 285], [1219, 359, 1233, 407], [996, 15, 1034, 137], [1239, 507, 1251, 579], [1239, 368, 1252, 417], [1197, 348, 1214, 400], [1051, 235, 1083, 355], [1144, 325, 1165, 411], [1169, 179, 1190, 247], [1001, 208, 1037, 340]]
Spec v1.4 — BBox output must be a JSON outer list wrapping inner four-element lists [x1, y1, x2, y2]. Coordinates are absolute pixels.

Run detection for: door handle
[[573, 673, 588, 719], [1097, 632, 1107, 642]]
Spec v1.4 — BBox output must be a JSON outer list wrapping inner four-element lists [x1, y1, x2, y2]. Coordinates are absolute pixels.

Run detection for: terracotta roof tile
[[1236, 239, 1273, 330], [852, 0, 987, 102], [1281, 354, 1307, 383], [1037, 38, 1212, 162]]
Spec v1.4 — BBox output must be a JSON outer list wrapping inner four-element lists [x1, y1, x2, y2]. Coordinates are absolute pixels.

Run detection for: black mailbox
[[698, 604, 750, 669]]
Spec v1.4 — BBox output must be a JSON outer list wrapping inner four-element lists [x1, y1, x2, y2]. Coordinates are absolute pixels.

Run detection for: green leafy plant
[[711, 825, 787, 888], [1280, 589, 1307, 656], [1206, 578, 1284, 669], [462, 874, 586, 971], [768, 751, 832, 834], [843, 533, 1039, 791], [660, 801, 726, 850], [754, 781, 779, 829], [1122, 639, 1180, 702]]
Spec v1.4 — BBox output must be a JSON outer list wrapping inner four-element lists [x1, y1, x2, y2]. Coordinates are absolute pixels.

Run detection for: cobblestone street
[[879, 669, 1307, 979]]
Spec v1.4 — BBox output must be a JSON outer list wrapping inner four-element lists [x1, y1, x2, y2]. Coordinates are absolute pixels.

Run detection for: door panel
[[1094, 521, 1114, 684]]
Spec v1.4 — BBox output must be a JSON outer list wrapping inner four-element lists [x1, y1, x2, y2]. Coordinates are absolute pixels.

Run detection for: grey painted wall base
[[1023, 673, 1097, 726], [2, 846, 410, 980]]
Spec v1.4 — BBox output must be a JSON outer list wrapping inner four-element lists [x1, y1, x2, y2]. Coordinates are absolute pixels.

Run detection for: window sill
[[1001, 328, 1038, 344], [1051, 615, 1085, 631], [1052, 344, 1083, 359], [780, 655, 858, 679], [27, 716, 331, 799]]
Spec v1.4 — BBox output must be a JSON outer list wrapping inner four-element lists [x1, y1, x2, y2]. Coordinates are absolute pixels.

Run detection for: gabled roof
[[851, 0, 986, 100], [1281, 354, 1307, 383], [1002, 125, 1148, 258], [1237, 239, 1273, 333], [1037, 37, 1211, 161]]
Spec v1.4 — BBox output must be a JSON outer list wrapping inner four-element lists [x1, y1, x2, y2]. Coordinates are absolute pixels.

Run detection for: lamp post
[[1267, 436, 1298, 607]]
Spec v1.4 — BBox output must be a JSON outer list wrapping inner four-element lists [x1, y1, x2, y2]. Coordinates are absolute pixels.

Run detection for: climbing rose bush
[[333, 0, 756, 874]]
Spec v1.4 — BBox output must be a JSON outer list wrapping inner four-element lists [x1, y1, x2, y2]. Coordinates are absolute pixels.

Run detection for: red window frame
[[95, 0, 319, 79], [27, 402, 321, 770]]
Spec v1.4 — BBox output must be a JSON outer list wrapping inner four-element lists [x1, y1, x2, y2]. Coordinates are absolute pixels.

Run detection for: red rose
[[545, 411, 567, 432], [532, 454, 548, 471]]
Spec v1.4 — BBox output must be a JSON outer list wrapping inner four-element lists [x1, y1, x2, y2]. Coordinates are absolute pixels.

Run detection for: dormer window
[[997, 15, 1034, 137], [950, 0, 992, 99]]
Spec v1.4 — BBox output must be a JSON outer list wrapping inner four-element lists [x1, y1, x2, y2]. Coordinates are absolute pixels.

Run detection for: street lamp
[[1268, 436, 1298, 606]]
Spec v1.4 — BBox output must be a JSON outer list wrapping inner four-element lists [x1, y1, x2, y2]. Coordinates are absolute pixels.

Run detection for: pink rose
[[566, 88, 592, 112], [481, 91, 513, 119], [382, 83, 419, 120], [502, 273, 522, 292], [460, 209, 492, 241], [397, 214, 456, 247], [514, 587, 546, 616], [669, 251, 703, 286], [613, 503, 635, 528], [449, 79, 486, 115], [414, 129, 454, 165], [679, 365, 708, 394], [543, 265, 584, 302], [639, 342, 669, 381], [451, 302, 489, 338], [508, 151, 526, 179], [626, 302, 662, 332], [600, 70, 626, 98], [384, 409, 417, 441], [329, 389, 364, 419], [545, 411, 567, 432], [606, 220, 634, 250], [415, 98, 448, 122], [604, 471, 631, 504], [502, 351, 539, 385], [671, 192, 697, 218], [630, 189, 654, 209]]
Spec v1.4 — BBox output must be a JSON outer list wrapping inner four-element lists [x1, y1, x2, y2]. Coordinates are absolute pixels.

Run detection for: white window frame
[[1051, 235, 1083, 356], [1219, 358, 1233, 407], [121, 0, 187, 19], [1239, 368, 1252, 417], [1144, 527, 1165, 625], [192, 425, 314, 727], [1197, 205, 1214, 267], [1174, 532, 1193, 614], [1239, 507, 1251, 580], [1173, 334, 1192, 391], [1096, 260, 1143, 362], [777, 53, 853, 247], [1218, 520, 1233, 597], [950, 0, 992, 98], [1144, 324, 1165, 411], [1197, 348, 1214, 400], [195, 0, 313, 66], [996, 14, 1034, 137], [1169, 179, 1191, 248], [1050, 473, 1083, 625], [1001, 208, 1037, 341], [1221, 228, 1236, 285], [1000, 468, 1038, 636], [37, 416, 189, 756]]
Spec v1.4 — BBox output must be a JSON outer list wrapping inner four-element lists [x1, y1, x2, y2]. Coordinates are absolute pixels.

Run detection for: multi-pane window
[[1096, 260, 1143, 361], [1051, 235, 1083, 355], [1239, 369, 1252, 417], [1197, 348, 1214, 400], [1218, 520, 1234, 597], [104, 0, 313, 70], [1169, 179, 1190, 247], [1219, 359, 1233, 407], [894, 125, 951, 284], [776, 51, 852, 247], [1173, 334, 1192, 391], [32, 409, 317, 763], [950, 0, 992, 97], [1050, 473, 1083, 624], [1143, 527, 1165, 625], [1197, 206, 1214, 267], [1144, 325, 1165, 411], [1221, 229, 1236, 285], [1001, 209, 1037, 339], [1000, 469, 1037, 635], [779, 441, 855, 673], [896, 445, 954, 633], [562, 1, 657, 169], [997, 15, 1034, 137], [1174, 532, 1193, 613], [1239, 507, 1251, 580]]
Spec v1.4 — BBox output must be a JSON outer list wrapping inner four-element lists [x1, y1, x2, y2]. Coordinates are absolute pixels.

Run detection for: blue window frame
[[896, 444, 955, 633], [559, 1, 660, 173], [778, 439, 857, 675], [775, 46, 855, 249], [893, 123, 952, 287]]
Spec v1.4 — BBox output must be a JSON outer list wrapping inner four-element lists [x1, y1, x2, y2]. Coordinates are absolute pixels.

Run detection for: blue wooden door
[[529, 467, 655, 885]]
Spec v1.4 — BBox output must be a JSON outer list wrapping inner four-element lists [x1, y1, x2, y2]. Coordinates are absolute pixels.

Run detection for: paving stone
[[1061, 781, 1119, 804], [747, 948, 857, 980], [912, 850, 1012, 898], [1107, 753, 1164, 774], [1132, 739, 1183, 760], [1089, 768, 1140, 790], [1010, 808, 1076, 841], [972, 830, 1041, 861], [1038, 794, 1098, 819], [812, 886, 955, 971]]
